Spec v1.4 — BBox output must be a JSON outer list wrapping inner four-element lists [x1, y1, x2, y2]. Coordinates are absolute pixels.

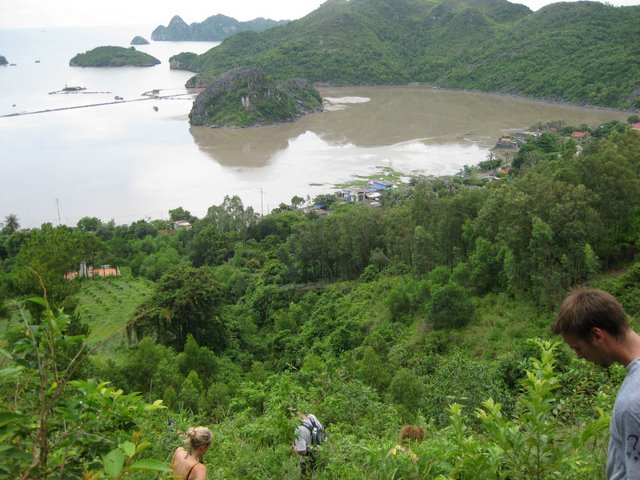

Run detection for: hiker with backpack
[[290, 408, 327, 478]]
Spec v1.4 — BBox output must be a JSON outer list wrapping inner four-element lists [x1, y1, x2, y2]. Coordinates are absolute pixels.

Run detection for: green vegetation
[[174, 0, 640, 109], [74, 276, 153, 347], [0, 298, 169, 478], [1, 124, 639, 477], [189, 67, 323, 127], [168, 51, 199, 71], [69, 46, 160, 67], [151, 14, 288, 41]]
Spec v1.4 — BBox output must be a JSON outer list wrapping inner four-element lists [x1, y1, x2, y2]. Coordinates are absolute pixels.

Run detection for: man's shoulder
[[615, 371, 640, 413], [622, 362, 640, 390], [307, 414, 322, 427], [628, 358, 640, 374], [296, 423, 312, 439]]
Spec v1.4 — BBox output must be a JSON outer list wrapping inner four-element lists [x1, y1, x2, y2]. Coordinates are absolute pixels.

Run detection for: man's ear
[[591, 327, 608, 344]]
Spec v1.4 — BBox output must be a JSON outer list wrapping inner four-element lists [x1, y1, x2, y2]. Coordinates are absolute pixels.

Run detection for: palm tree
[[2, 214, 20, 234]]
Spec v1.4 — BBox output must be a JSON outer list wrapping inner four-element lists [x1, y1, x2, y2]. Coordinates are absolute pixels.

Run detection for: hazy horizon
[[2, 0, 640, 29]]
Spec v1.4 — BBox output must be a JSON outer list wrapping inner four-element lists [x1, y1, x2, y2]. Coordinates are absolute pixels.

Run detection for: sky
[[1, 0, 640, 29]]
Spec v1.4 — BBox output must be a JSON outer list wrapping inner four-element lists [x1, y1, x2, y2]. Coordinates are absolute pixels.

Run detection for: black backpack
[[304, 416, 328, 447]]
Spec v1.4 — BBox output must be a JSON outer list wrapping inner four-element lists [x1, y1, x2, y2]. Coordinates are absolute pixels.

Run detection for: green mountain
[[151, 14, 288, 41], [69, 46, 160, 67], [172, 0, 640, 109]]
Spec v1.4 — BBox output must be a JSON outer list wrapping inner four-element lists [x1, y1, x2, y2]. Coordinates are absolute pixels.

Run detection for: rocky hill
[[0, 55, 7, 66], [170, 0, 640, 110], [70, 46, 160, 67], [189, 67, 323, 127], [151, 14, 288, 41]]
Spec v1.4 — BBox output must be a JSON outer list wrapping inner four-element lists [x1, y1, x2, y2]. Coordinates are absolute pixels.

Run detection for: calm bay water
[[0, 27, 628, 228]]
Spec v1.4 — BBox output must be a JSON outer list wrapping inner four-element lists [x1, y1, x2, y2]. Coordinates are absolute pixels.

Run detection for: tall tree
[[2, 213, 20, 235], [570, 130, 640, 264], [169, 206, 197, 223], [133, 264, 226, 351], [76, 216, 102, 232], [204, 195, 255, 237]]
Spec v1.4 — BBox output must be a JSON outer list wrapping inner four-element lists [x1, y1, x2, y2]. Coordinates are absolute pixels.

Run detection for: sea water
[[0, 27, 628, 227]]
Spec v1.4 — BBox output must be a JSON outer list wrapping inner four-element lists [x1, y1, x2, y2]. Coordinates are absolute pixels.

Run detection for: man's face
[[561, 331, 615, 368]]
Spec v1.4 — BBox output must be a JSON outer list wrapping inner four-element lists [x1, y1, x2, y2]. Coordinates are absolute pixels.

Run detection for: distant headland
[[151, 14, 288, 41]]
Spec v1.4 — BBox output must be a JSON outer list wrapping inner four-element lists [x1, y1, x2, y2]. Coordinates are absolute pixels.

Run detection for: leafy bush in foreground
[[0, 298, 168, 479]]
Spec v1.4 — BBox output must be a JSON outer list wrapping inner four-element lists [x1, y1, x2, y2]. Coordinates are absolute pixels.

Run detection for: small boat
[[114, 96, 124, 100], [153, 106, 159, 111], [62, 85, 86, 92]]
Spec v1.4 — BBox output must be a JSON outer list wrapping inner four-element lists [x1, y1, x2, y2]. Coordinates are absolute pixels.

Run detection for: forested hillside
[[0, 121, 639, 478], [173, 0, 640, 109]]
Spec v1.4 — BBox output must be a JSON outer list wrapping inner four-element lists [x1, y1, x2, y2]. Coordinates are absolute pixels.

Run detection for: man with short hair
[[290, 409, 323, 478], [552, 286, 640, 479]]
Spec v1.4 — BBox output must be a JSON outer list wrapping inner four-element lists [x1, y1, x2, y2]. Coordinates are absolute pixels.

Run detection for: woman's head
[[185, 426, 213, 454], [399, 425, 425, 443]]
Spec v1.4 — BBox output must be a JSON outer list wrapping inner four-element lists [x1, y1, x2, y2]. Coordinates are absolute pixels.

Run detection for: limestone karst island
[[189, 67, 323, 128], [69, 46, 160, 67]]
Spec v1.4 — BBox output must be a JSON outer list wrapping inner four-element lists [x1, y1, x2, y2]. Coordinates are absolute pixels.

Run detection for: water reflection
[[190, 85, 627, 170], [190, 123, 297, 167]]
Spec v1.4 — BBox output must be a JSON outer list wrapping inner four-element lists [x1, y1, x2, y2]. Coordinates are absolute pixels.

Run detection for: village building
[[571, 131, 588, 141], [65, 261, 120, 280], [173, 220, 192, 230], [370, 179, 393, 190], [494, 137, 518, 149], [338, 187, 367, 203]]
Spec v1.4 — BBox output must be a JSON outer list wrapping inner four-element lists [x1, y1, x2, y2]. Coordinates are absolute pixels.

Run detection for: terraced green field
[[74, 277, 153, 350]]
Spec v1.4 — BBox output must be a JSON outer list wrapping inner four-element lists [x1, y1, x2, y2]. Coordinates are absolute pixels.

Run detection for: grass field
[[74, 276, 153, 352]]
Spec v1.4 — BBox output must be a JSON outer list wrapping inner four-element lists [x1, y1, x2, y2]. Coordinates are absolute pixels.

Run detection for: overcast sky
[[1, 0, 639, 29]]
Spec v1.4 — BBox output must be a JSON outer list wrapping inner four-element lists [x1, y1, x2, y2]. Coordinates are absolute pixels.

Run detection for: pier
[[1, 92, 194, 118]]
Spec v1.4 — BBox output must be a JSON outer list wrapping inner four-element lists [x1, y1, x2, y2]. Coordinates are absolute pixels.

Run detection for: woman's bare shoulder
[[172, 446, 187, 461], [191, 462, 208, 480]]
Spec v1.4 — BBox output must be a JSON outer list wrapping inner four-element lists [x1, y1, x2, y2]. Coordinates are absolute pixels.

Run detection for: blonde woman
[[172, 426, 212, 480], [387, 425, 425, 463]]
